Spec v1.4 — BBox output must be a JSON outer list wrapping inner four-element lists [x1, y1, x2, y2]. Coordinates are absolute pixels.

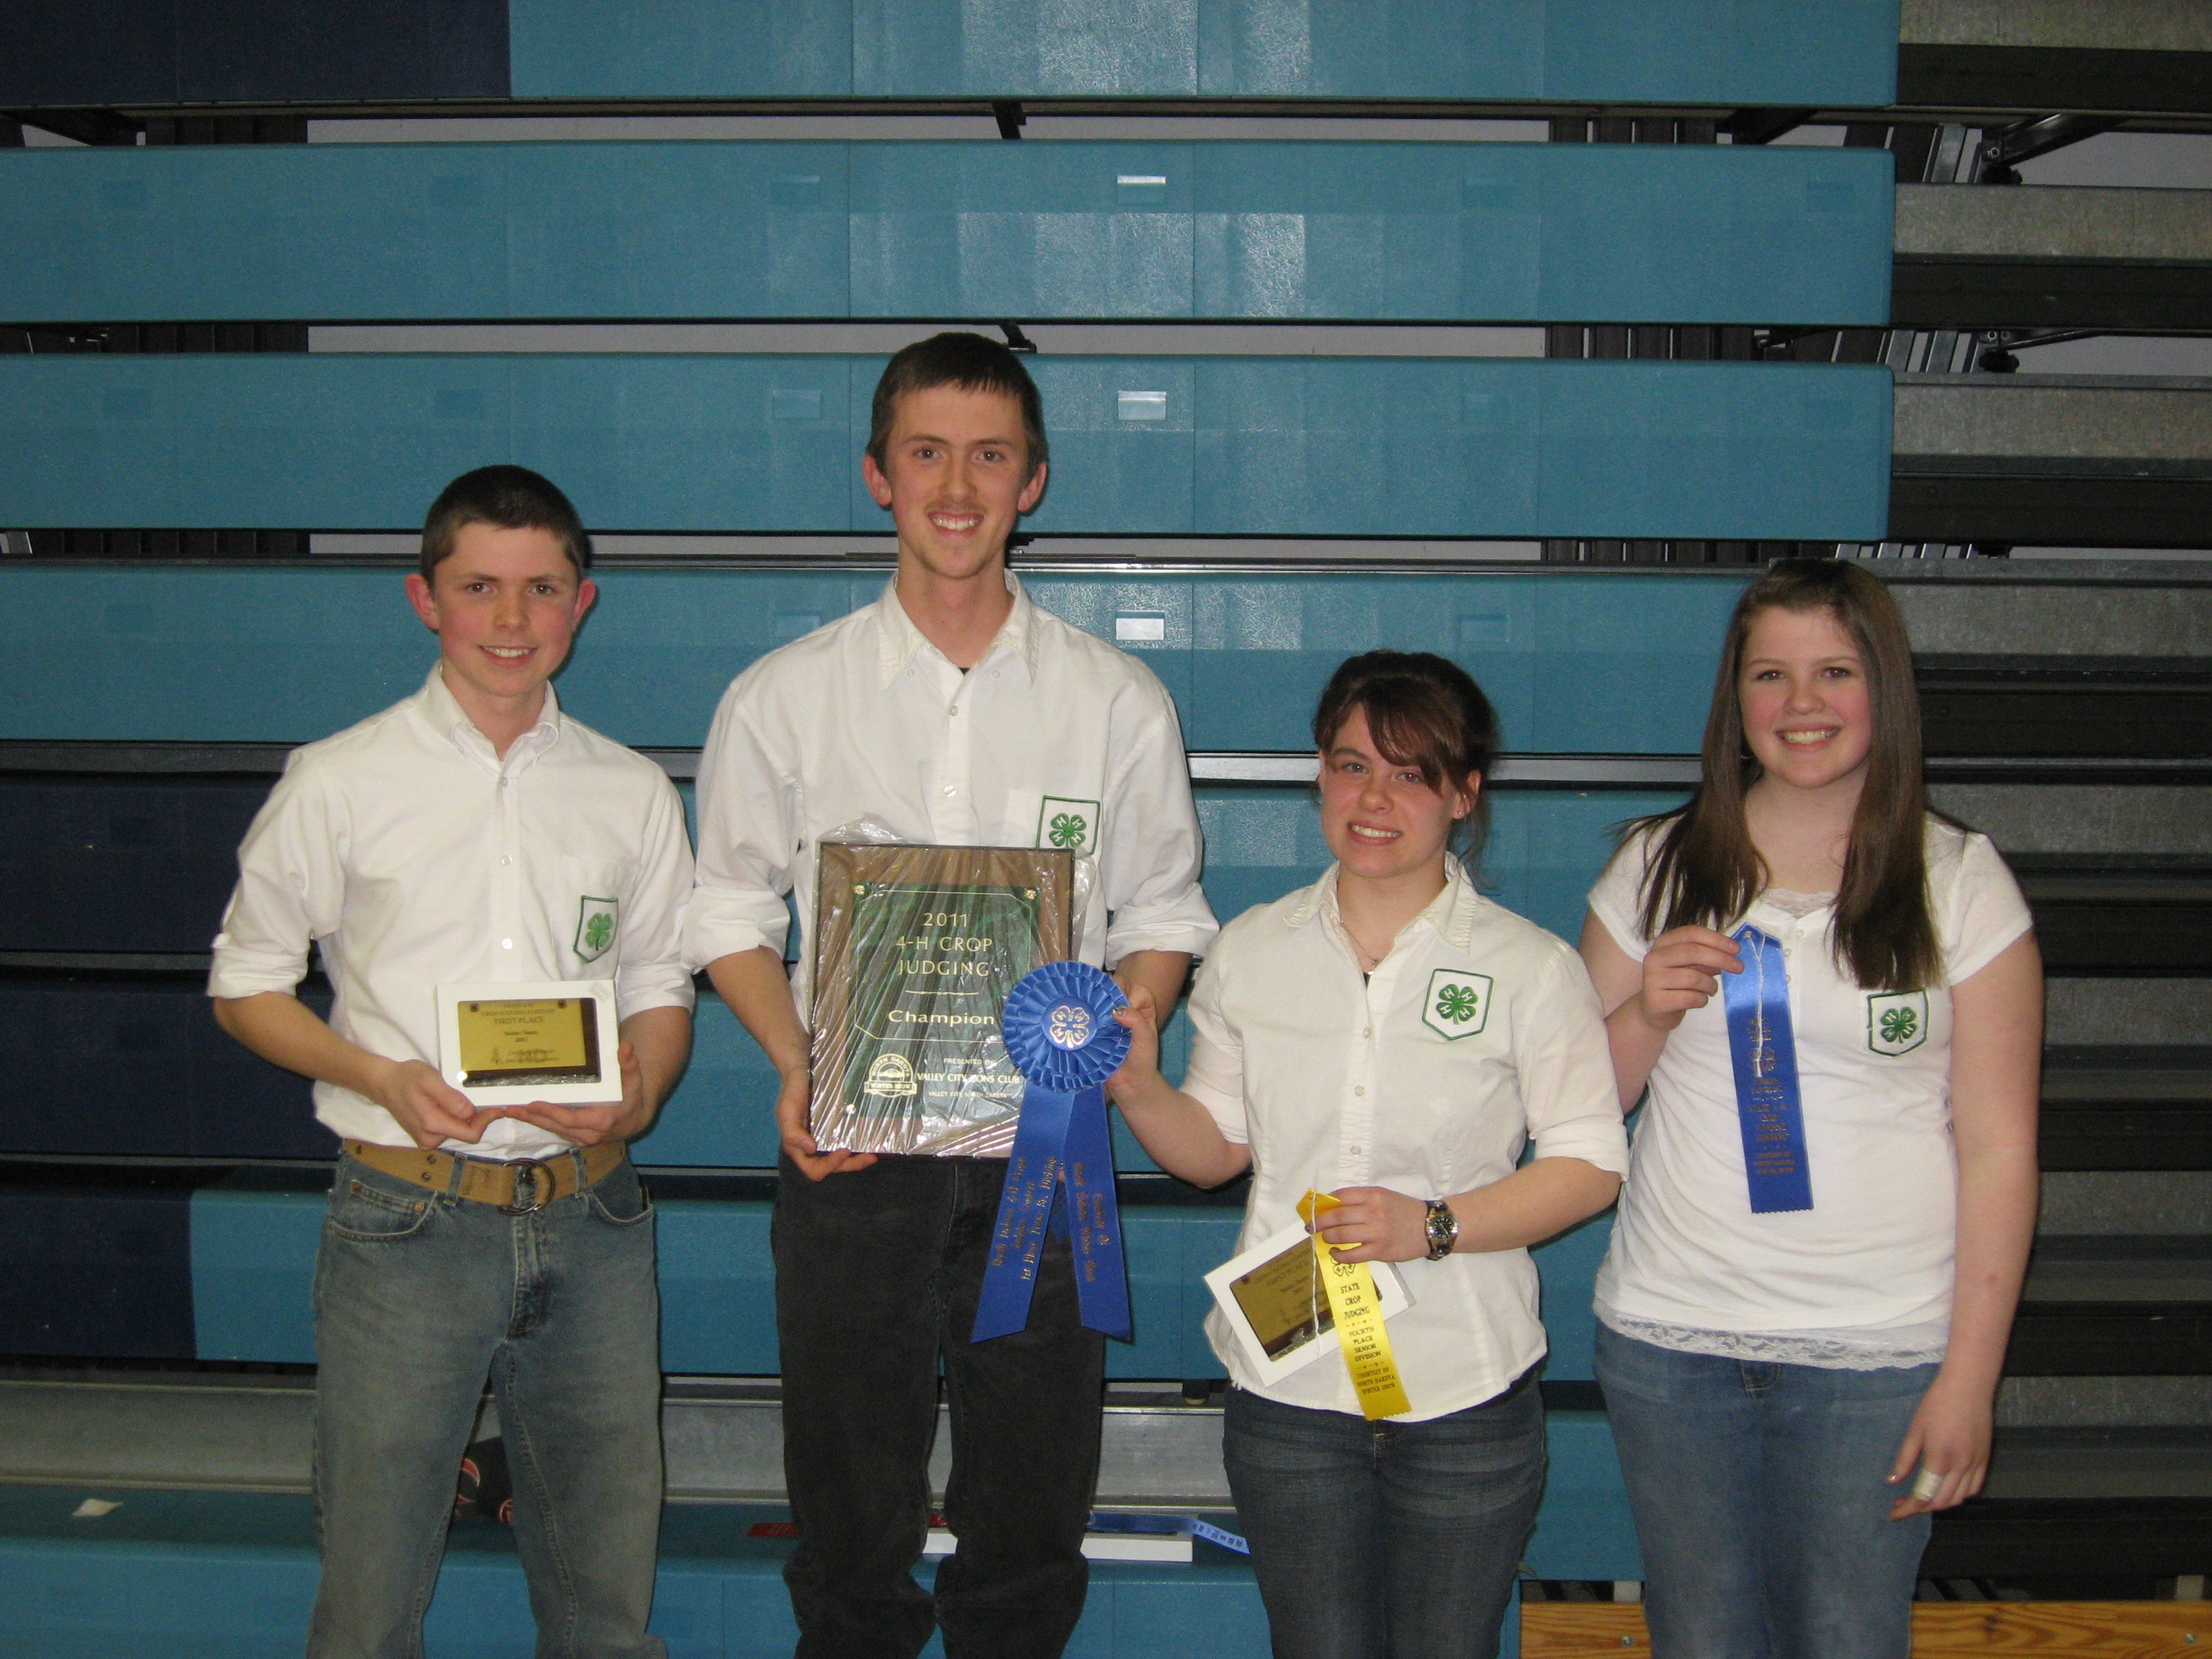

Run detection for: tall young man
[[687, 333, 1218, 1658], [210, 465, 694, 1659]]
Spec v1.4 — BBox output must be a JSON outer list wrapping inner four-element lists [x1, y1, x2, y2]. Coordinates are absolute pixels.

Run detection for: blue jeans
[[307, 1151, 667, 1659], [1593, 1323, 1938, 1659], [1221, 1374, 1545, 1659]]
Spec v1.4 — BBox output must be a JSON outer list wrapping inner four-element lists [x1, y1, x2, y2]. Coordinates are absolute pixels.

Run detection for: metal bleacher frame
[[1, 1, 2208, 1654]]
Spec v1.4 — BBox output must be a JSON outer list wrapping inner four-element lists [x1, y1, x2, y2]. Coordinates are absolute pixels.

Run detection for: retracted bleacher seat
[[0, 142, 1892, 327], [505, 0, 1897, 104], [0, 355, 1891, 540]]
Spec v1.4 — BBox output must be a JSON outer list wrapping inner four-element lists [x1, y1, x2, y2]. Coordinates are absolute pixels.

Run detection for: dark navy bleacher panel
[[0, 567, 1749, 755], [3, 976, 331, 1161], [0, 356, 1891, 541], [0, 777, 266, 954], [0, 0, 508, 107], [0, 1164, 202, 1359], [0, 141, 1890, 328], [511, 0, 1895, 105]]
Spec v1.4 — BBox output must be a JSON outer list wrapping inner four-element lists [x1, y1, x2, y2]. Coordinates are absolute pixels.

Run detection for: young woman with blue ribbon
[[1578, 559, 2043, 1659], [1109, 650, 1629, 1659]]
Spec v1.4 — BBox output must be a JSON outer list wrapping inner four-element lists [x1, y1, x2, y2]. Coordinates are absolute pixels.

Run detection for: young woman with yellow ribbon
[[1108, 650, 1629, 1659]]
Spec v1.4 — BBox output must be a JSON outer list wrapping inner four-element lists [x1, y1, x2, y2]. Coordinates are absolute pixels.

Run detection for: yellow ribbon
[[1296, 1190, 1411, 1421]]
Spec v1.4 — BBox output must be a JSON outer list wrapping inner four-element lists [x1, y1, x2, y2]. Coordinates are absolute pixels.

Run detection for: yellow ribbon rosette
[[1296, 1190, 1411, 1421]]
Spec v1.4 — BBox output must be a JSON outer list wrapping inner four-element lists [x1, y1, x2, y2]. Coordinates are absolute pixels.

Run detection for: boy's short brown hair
[[419, 465, 592, 580], [867, 333, 1049, 476]]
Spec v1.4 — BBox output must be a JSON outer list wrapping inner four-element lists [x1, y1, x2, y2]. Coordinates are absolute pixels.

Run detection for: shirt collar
[[413, 664, 562, 767], [871, 571, 1039, 688], [1288, 858, 1482, 957]]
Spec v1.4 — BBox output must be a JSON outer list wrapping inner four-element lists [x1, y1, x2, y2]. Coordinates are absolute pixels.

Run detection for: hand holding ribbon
[[972, 961, 1133, 1343], [1297, 1190, 1411, 1420]]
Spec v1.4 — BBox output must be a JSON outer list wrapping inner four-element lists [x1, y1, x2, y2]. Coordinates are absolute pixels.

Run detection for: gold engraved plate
[[809, 842, 1074, 1158], [455, 998, 598, 1087], [436, 979, 621, 1107], [1231, 1238, 1336, 1360]]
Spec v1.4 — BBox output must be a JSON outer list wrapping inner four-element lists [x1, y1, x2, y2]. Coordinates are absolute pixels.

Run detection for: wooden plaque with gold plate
[[809, 842, 1074, 1158]]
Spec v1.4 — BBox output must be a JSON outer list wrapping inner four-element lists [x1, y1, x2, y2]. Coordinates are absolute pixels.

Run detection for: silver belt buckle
[[501, 1159, 552, 1216]]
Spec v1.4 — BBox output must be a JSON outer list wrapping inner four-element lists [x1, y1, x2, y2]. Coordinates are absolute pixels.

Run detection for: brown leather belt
[[341, 1138, 628, 1215]]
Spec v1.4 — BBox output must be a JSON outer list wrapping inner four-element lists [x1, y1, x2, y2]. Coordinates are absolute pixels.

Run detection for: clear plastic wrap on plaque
[[809, 842, 1074, 1157]]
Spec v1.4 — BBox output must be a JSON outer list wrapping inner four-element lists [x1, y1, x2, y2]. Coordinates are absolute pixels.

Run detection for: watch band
[[1423, 1197, 1459, 1261]]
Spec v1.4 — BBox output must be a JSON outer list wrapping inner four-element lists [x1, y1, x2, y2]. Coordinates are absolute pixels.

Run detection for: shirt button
[[1362, 1028, 1372, 1038], [500, 855, 511, 866], [501, 938, 513, 950], [943, 786, 958, 797], [1353, 1086, 1365, 1097], [1348, 1146, 1364, 1156]]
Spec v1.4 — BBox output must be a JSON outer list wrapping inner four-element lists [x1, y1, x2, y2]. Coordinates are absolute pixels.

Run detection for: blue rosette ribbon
[[971, 961, 1133, 1343]]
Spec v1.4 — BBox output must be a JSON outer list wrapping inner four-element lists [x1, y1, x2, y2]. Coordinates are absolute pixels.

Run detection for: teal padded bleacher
[[0, 141, 1894, 326], [0, 1488, 1303, 1659], [508, 0, 1897, 104], [0, 565, 1750, 751], [0, 354, 1892, 539], [184, 1172, 1612, 1381]]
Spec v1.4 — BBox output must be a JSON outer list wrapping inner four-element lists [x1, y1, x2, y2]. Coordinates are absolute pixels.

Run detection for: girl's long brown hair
[[1632, 559, 1941, 992]]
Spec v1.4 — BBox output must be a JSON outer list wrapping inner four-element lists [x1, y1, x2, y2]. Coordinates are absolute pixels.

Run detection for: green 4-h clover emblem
[[574, 896, 619, 963], [1421, 969, 1492, 1040], [1035, 796, 1100, 857], [1866, 991, 1928, 1056]]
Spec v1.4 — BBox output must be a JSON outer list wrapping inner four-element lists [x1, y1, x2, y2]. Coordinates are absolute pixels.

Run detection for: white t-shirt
[[683, 575, 1218, 1006], [1586, 818, 2033, 1364], [1182, 860, 1629, 1421], [208, 668, 698, 1159]]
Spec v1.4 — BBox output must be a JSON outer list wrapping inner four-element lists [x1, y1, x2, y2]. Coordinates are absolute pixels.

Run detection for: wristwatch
[[1423, 1197, 1459, 1261]]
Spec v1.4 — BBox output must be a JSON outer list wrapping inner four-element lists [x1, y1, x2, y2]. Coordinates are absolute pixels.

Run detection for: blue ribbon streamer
[[973, 961, 1133, 1343], [1720, 924, 1815, 1214]]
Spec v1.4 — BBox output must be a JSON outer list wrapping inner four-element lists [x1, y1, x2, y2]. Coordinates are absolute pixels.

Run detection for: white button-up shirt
[[208, 667, 696, 1159], [683, 576, 1218, 1010], [1182, 860, 1629, 1421]]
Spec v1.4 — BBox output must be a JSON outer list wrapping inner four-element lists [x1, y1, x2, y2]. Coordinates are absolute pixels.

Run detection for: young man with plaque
[[686, 332, 1218, 1658], [207, 465, 696, 1659]]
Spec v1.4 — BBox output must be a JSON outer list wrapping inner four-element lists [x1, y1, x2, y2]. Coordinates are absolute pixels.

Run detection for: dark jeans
[[1594, 1323, 1937, 1659], [309, 1151, 666, 1659], [1221, 1373, 1545, 1659], [773, 1154, 1107, 1659]]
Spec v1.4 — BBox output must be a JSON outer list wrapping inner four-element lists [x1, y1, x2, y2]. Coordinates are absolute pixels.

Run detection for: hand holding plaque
[[809, 842, 1074, 1158]]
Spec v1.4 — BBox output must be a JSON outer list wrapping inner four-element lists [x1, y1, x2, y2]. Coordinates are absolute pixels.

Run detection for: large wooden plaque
[[809, 842, 1074, 1158]]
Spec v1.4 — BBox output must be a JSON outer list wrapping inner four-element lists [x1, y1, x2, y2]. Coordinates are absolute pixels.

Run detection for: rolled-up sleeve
[[1519, 947, 1632, 1176], [615, 770, 698, 1020], [683, 673, 806, 972], [1177, 950, 1248, 1144], [207, 752, 341, 1002], [1097, 680, 1219, 966]]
